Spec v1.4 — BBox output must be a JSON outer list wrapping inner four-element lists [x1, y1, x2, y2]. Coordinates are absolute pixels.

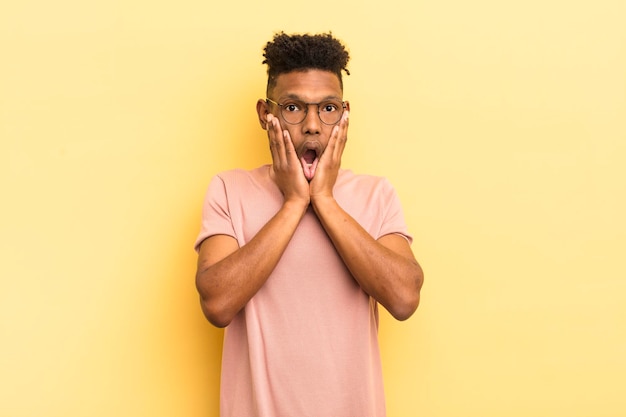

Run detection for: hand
[[310, 110, 349, 202], [266, 114, 310, 207]]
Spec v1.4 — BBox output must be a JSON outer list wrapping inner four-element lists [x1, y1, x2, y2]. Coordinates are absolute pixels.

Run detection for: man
[[194, 32, 424, 417]]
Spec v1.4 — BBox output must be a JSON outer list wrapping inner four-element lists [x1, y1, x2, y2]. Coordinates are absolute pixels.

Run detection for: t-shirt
[[195, 165, 412, 417]]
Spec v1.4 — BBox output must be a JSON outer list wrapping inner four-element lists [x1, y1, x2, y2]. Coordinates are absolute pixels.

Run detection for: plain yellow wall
[[1, 1, 625, 416]]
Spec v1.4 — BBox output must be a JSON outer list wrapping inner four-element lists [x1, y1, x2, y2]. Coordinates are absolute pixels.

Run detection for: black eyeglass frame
[[265, 98, 347, 125]]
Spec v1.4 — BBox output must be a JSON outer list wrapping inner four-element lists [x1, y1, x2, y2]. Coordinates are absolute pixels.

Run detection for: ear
[[344, 100, 351, 113], [256, 99, 270, 130]]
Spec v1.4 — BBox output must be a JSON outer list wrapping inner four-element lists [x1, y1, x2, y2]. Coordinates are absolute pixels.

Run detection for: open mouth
[[302, 149, 317, 165], [300, 148, 319, 181]]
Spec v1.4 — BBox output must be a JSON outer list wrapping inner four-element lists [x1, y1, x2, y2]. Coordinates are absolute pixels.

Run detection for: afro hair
[[262, 32, 350, 93]]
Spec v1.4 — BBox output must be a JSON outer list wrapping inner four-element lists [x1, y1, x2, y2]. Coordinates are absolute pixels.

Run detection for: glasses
[[266, 98, 346, 125]]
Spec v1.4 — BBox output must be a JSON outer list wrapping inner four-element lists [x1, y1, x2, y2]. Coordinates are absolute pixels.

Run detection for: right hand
[[266, 114, 310, 208]]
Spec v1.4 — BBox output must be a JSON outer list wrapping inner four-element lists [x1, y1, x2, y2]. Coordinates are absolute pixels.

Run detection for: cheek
[[287, 133, 304, 153], [285, 127, 299, 142], [321, 126, 336, 143]]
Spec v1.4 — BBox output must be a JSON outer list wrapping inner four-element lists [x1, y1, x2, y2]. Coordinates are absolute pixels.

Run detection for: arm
[[195, 113, 310, 327], [311, 196, 423, 320], [310, 111, 423, 320], [195, 199, 307, 328]]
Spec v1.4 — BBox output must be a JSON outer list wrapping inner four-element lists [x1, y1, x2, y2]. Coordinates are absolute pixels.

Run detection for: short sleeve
[[193, 175, 237, 252], [379, 179, 413, 245]]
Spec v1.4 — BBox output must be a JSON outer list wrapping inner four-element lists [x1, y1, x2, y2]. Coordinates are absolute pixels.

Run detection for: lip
[[297, 141, 323, 160], [297, 140, 323, 181]]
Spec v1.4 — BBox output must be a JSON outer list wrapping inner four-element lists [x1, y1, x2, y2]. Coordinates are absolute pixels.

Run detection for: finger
[[326, 110, 348, 162], [333, 110, 349, 160], [281, 129, 299, 166], [267, 115, 287, 167]]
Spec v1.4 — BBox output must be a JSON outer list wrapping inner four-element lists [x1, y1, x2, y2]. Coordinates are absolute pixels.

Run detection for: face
[[257, 69, 350, 169]]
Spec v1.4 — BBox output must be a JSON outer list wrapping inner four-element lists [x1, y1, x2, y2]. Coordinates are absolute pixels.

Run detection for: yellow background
[[1, 0, 625, 416]]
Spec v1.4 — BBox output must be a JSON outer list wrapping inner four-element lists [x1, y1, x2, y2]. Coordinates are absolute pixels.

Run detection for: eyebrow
[[279, 93, 343, 102]]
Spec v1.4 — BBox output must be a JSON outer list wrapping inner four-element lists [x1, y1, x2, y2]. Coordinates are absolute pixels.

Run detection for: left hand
[[309, 110, 349, 202]]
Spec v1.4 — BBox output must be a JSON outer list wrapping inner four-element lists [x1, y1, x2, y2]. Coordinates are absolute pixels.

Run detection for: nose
[[301, 103, 322, 135]]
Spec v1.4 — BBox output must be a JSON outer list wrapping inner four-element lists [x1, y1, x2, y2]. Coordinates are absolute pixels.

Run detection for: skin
[[195, 69, 424, 328]]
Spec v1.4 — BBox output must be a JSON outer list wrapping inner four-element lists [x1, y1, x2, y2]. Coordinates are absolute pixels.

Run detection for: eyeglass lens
[[280, 100, 344, 125]]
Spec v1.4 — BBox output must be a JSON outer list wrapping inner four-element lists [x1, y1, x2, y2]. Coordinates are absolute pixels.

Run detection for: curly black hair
[[262, 32, 350, 94]]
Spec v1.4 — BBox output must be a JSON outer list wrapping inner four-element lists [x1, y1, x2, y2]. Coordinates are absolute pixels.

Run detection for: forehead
[[272, 70, 342, 101]]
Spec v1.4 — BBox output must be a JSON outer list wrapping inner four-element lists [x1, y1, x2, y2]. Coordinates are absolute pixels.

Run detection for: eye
[[320, 102, 340, 113], [283, 102, 302, 112]]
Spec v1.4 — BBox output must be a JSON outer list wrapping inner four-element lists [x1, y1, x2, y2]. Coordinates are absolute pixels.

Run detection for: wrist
[[310, 194, 336, 213], [282, 196, 310, 215]]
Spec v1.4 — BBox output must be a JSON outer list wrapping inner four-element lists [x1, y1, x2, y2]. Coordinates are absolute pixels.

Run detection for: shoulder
[[337, 169, 395, 194], [207, 165, 280, 206], [210, 165, 271, 188], [214, 165, 268, 181]]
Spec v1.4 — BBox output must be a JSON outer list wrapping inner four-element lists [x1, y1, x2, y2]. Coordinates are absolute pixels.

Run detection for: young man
[[194, 32, 424, 417]]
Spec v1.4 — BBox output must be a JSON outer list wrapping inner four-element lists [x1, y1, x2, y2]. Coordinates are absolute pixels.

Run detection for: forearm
[[311, 196, 423, 320], [196, 200, 307, 327]]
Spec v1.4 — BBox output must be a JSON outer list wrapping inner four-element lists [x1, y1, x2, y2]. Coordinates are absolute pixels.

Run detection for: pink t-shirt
[[195, 165, 412, 417]]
